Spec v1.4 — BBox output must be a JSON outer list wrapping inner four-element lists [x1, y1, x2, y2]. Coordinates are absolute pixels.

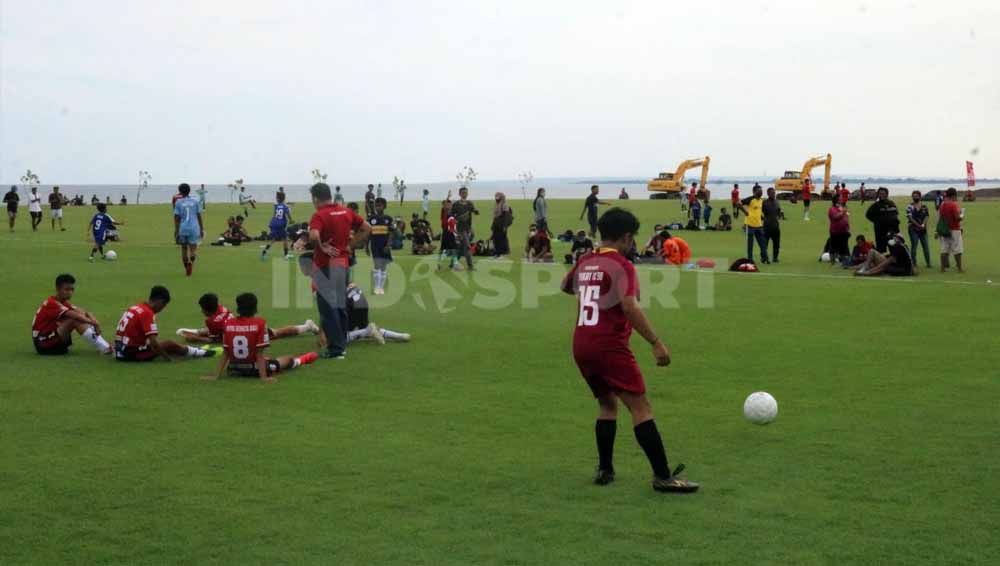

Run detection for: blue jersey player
[[173, 183, 204, 276], [261, 192, 293, 260], [368, 197, 396, 295], [88, 203, 121, 261]]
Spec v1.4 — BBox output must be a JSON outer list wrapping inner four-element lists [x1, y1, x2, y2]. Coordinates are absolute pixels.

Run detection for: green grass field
[[2, 196, 998, 565]]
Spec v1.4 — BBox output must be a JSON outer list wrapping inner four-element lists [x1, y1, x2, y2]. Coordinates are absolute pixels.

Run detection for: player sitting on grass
[[176, 293, 319, 344], [32, 273, 112, 355], [114, 285, 219, 362], [88, 203, 122, 261], [261, 191, 293, 260], [561, 207, 698, 493], [203, 292, 318, 383], [853, 233, 915, 277], [525, 226, 554, 263]]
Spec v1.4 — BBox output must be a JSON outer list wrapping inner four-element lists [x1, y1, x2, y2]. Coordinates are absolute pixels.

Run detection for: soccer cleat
[[395, 333, 411, 342], [305, 319, 320, 335], [201, 345, 222, 357], [319, 351, 346, 360], [369, 322, 385, 345], [593, 468, 616, 486], [88, 256, 95, 262], [652, 464, 699, 493]]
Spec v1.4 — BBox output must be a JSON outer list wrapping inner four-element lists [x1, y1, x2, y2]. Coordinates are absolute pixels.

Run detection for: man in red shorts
[[114, 285, 218, 362], [203, 292, 318, 383], [561, 208, 698, 493], [31, 273, 112, 355]]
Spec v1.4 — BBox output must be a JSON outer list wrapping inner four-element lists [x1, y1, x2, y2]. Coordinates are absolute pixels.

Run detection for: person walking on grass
[[737, 185, 768, 264], [533, 187, 550, 236], [906, 190, 932, 268], [561, 207, 698, 493], [491, 192, 513, 258], [28, 187, 43, 231], [4, 186, 19, 232], [451, 187, 479, 271], [801, 178, 813, 221], [937, 187, 964, 273], [580, 185, 610, 239], [828, 199, 851, 264], [49, 186, 66, 231]]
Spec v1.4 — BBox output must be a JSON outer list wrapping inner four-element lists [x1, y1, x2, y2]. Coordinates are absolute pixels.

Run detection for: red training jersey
[[115, 303, 158, 348], [730, 188, 739, 203], [839, 187, 850, 204], [223, 316, 270, 369], [939, 200, 962, 230], [562, 248, 638, 352], [32, 296, 72, 340], [204, 305, 233, 338], [309, 203, 365, 269], [688, 188, 697, 203]]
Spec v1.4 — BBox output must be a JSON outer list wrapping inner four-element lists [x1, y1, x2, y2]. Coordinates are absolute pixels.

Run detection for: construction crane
[[774, 154, 832, 194], [648, 156, 710, 198]]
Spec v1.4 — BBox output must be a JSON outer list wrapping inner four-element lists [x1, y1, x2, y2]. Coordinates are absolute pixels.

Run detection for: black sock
[[633, 420, 670, 478], [595, 419, 617, 471]]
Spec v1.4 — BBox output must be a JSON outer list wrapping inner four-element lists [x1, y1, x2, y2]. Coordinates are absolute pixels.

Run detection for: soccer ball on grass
[[105, 250, 118, 261], [743, 392, 778, 425]]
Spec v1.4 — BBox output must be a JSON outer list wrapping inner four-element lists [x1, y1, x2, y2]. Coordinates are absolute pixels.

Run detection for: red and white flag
[[966, 161, 976, 187]]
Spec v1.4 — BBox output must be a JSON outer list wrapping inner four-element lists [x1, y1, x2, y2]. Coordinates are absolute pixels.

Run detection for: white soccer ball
[[820, 252, 831, 262], [105, 250, 118, 261], [743, 392, 778, 425]]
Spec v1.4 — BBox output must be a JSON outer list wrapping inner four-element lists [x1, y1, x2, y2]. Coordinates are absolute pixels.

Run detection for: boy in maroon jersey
[[113, 285, 218, 362], [203, 292, 318, 383], [176, 293, 319, 344], [31, 273, 112, 355], [561, 208, 698, 493]]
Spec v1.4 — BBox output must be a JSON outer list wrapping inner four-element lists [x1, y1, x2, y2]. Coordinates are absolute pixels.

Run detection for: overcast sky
[[1, 0, 997, 184]]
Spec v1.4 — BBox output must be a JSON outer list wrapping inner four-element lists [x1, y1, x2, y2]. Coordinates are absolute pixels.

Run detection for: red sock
[[296, 352, 318, 366], [184, 262, 192, 276]]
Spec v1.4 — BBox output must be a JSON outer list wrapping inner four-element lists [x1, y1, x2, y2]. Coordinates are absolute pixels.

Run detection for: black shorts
[[885, 265, 912, 277], [34, 336, 70, 356], [114, 342, 157, 362], [228, 360, 281, 377], [803, 199, 811, 208]]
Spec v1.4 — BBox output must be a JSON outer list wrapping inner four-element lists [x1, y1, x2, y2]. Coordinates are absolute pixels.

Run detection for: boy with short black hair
[[88, 203, 122, 261], [204, 292, 318, 383], [31, 274, 111, 355], [176, 292, 319, 344], [114, 286, 218, 362], [561, 208, 698, 493]]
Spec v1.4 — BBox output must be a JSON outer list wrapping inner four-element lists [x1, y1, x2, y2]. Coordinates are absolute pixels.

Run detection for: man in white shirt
[[28, 187, 43, 231]]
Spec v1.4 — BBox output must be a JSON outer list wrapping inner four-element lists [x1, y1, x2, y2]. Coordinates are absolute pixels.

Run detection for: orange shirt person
[[660, 233, 691, 265]]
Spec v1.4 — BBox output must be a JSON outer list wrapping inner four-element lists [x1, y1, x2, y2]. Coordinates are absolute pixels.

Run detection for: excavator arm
[[800, 154, 832, 192], [648, 156, 710, 194]]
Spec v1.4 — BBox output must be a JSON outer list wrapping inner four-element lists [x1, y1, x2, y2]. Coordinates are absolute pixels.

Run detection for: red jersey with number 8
[[223, 316, 270, 369]]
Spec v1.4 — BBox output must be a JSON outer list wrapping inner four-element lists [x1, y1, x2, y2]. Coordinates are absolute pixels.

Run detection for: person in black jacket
[[865, 187, 900, 252]]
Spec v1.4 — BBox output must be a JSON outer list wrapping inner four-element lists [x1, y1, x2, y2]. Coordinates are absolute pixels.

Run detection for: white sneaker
[[369, 322, 385, 345], [397, 333, 411, 342], [305, 319, 320, 335]]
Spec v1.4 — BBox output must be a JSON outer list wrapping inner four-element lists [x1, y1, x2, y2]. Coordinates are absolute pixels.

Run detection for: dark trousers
[[314, 265, 348, 356], [457, 230, 474, 268], [492, 228, 510, 256], [764, 226, 781, 260], [909, 228, 930, 266], [830, 232, 851, 258], [874, 229, 893, 253], [746, 227, 768, 262]]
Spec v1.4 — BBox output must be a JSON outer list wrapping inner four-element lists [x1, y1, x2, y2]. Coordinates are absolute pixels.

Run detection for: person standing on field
[[801, 178, 813, 221], [762, 187, 782, 263], [308, 182, 371, 359], [4, 186, 19, 232], [737, 185, 768, 263], [533, 187, 550, 236], [561, 207, 698, 493], [937, 187, 964, 273], [906, 190, 932, 268], [28, 187, 43, 231], [49, 186, 66, 231], [730, 184, 740, 218], [865, 187, 900, 253], [450, 187, 479, 271], [580, 185, 610, 238]]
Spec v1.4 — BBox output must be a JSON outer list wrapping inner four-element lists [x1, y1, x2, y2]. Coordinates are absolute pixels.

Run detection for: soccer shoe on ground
[[88, 256, 95, 262], [201, 345, 223, 357], [260, 253, 268, 262], [319, 351, 346, 360], [305, 319, 320, 335], [369, 323, 385, 345], [395, 333, 411, 342], [285, 253, 295, 260], [593, 468, 615, 486], [652, 464, 699, 493]]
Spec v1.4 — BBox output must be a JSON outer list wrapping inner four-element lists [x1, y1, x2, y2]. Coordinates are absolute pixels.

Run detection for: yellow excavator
[[648, 156, 710, 198], [774, 154, 832, 195]]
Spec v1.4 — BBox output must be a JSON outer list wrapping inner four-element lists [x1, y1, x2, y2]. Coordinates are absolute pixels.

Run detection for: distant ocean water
[[7, 178, 982, 205]]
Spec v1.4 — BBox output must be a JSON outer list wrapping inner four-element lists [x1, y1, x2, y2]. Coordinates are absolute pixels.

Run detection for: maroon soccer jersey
[[32, 296, 72, 342], [563, 248, 638, 350], [204, 305, 233, 338], [223, 316, 270, 371], [115, 303, 158, 348], [563, 248, 645, 396]]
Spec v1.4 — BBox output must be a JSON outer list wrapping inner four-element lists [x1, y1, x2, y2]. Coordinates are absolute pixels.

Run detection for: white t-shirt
[[29, 193, 42, 213], [238, 193, 254, 205]]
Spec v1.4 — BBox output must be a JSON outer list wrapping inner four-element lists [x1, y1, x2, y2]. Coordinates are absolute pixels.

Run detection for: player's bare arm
[[351, 221, 372, 250], [203, 352, 229, 380], [621, 296, 671, 367]]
